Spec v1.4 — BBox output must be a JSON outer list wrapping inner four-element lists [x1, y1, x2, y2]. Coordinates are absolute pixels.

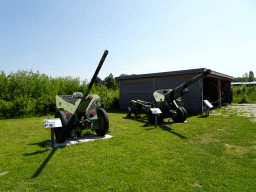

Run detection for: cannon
[[44, 50, 109, 143], [127, 69, 211, 124]]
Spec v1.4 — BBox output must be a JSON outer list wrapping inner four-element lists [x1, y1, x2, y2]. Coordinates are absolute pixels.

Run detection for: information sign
[[43, 118, 62, 128], [150, 108, 162, 114], [204, 100, 213, 108]]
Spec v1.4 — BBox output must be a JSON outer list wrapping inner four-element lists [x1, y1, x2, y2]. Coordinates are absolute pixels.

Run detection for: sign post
[[43, 118, 63, 147], [150, 108, 162, 128], [51, 128, 55, 147]]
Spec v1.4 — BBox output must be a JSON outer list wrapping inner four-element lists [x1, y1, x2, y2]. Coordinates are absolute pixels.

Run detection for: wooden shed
[[115, 68, 233, 114]]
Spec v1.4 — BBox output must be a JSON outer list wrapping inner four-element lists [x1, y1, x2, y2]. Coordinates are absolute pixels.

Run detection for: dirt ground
[[211, 104, 256, 123]]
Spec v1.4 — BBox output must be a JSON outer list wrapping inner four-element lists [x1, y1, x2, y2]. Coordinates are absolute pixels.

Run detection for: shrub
[[0, 70, 119, 119], [232, 85, 256, 104]]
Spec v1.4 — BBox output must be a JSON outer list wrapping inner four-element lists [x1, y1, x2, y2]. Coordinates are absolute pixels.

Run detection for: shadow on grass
[[28, 140, 49, 148], [145, 124, 187, 139], [31, 147, 58, 178], [198, 115, 209, 118], [158, 125, 187, 139], [123, 115, 149, 125], [24, 140, 51, 156], [123, 115, 187, 139], [25, 141, 66, 178]]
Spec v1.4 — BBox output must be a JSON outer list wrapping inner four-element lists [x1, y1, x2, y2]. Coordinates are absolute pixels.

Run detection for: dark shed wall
[[119, 78, 155, 110]]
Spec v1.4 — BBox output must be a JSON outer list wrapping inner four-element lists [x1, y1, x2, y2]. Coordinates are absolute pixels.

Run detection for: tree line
[[232, 71, 255, 82], [0, 70, 119, 119]]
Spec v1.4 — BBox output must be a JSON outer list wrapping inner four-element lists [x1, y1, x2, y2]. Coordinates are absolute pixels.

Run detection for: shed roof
[[231, 81, 256, 85], [115, 68, 233, 81]]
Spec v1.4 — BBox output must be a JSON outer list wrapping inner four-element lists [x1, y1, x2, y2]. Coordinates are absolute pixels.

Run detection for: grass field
[[0, 106, 256, 191]]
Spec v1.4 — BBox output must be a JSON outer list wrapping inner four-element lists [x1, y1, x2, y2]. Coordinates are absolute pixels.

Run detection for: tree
[[232, 77, 245, 82], [103, 73, 118, 90], [249, 71, 255, 82], [93, 77, 103, 85], [242, 72, 249, 82], [233, 71, 255, 82], [118, 73, 136, 77]]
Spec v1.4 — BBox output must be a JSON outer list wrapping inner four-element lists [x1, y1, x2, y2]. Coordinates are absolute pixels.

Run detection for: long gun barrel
[[165, 69, 211, 102], [76, 50, 108, 114], [83, 50, 109, 97]]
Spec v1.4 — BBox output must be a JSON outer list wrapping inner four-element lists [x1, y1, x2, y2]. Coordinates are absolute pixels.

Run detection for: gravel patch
[[211, 104, 256, 122]]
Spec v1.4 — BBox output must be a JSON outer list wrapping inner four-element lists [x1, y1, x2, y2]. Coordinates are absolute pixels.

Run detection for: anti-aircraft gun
[[44, 50, 109, 143], [127, 69, 211, 124]]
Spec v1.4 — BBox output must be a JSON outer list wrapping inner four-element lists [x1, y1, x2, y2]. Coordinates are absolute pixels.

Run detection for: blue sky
[[1, 0, 255, 82]]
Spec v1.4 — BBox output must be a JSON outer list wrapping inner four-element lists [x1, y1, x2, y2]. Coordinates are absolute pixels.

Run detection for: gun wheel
[[95, 108, 109, 136], [158, 113, 164, 125], [54, 111, 68, 143], [172, 107, 185, 123], [127, 107, 132, 118], [179, 107, 187, 122]]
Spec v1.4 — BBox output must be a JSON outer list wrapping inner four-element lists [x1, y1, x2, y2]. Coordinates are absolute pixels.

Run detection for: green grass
[[0, 107, 256, 191]]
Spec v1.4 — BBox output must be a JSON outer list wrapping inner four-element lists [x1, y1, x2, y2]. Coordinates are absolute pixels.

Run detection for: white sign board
[[43, 118, 62, 128], [150, 108, 162, 114], [204, 100, 213, 108]]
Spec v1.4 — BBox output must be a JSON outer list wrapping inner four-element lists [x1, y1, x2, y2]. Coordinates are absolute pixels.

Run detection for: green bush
[[85, 84, 119, 110], [0, 99, 15, 119], [232, 85, 256, 104], [0, 70, 119, 119]]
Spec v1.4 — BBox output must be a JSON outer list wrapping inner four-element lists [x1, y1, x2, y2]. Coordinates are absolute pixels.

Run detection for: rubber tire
[[179, 107, 187, 122], [148, 110, 163, 125], [127, 107, 132, 118], [95, 108, 109, 136], [54, 111, 68, 143], [172, 107, 185, 123], [158, 113, 164, 125]]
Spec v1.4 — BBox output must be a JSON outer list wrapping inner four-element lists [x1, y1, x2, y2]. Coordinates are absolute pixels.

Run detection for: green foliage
[[0, 70, 119, 119], [232, 71, 255, 82], [233, 77, 247, 82], [85, 84, 119, 109], [118, 73, 136, 77], [242, 72, 249, 82], [232, 85, 256, 103], [103, 73, 118, 90], [249, 71, 255, 82], [93, 76, 103, 85]]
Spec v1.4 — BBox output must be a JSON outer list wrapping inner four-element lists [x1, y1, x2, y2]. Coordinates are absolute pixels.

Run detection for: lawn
[[0, 106, 256, 191]]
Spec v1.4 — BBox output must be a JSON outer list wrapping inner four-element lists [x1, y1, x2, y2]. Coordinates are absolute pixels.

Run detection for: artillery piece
[[127, 69, 211, 124], [51, 50, 109, 143]]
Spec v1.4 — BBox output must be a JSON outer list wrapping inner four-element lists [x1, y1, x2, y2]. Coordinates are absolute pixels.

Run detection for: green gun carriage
[[46, 50, 110, 143]]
